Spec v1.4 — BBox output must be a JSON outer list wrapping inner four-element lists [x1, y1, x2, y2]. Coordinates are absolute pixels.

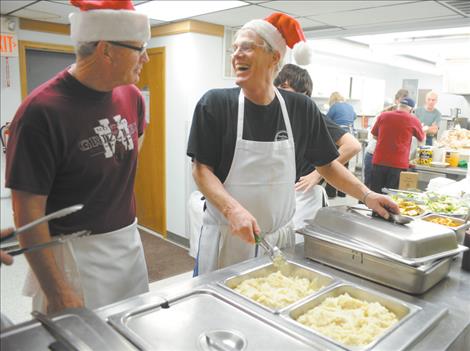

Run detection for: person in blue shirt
[[326, 91, 357, 132], [325, 91, 357, 198]]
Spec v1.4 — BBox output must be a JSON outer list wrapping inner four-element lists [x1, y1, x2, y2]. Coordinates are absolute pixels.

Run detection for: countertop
[[412, 164, 467, 177], [96, 244, 470, 351]]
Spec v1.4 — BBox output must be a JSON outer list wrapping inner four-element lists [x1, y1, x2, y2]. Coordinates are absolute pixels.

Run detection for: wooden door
[[134, 47, 166, 236]]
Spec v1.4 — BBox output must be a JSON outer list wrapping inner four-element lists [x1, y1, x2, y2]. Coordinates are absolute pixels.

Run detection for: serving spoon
[[255, 234, 287, 268]]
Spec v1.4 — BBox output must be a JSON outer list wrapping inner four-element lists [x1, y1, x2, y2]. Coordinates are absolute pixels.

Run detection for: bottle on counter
[[445, 150, 459, 168], [417, 146, 433, 165]]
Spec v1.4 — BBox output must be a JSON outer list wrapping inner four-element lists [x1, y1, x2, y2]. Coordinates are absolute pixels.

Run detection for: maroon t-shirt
[[6, 69, 146, 235], [371, 110, 424, 169]]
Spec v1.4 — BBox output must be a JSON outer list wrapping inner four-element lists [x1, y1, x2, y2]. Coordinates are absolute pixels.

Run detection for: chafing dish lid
[[302, 206, 458, 260]]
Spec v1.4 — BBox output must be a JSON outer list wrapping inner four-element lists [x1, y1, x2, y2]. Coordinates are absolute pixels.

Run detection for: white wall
[[148, 32, 234, 238]]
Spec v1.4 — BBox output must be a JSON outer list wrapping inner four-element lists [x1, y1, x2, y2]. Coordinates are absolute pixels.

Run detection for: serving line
[[3, 244, 467, 350], [96, 251, 454, 351]]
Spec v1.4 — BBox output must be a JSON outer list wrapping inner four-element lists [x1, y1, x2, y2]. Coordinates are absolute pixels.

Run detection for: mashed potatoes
[[233, 271, 322, 309], [296, 293, 398, 346]]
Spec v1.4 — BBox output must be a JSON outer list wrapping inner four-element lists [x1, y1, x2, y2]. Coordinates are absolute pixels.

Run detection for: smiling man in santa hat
[[6, 0, 151, 313], [187, 12, 399, 275]]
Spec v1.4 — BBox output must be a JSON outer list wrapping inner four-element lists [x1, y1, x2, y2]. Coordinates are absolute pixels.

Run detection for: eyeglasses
[[229, 41, 267, 55], [108, 41, 147, 55]]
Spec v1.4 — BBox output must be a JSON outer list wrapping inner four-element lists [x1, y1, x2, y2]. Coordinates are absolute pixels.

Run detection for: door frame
[[18, 40, 74, 100], [134, 46, 167, 236]]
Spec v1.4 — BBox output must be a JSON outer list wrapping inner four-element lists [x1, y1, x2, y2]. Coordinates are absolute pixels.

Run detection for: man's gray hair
[[75, 41, 98, 58], [234, 28, 283, 75]]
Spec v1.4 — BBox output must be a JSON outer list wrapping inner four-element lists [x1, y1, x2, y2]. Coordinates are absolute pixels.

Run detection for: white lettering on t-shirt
[[94, 115, 135, 158]]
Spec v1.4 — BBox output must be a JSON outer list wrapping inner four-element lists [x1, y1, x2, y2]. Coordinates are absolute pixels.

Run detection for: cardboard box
[[399, 172, 419, 190]]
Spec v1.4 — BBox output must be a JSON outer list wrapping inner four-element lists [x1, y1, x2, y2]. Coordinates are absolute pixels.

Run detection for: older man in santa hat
[[187, 13, 399, 275], [6, 0, 150, 313]]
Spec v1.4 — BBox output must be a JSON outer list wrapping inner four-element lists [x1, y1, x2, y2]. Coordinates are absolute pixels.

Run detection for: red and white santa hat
[[241, 12, 312, 65], [69, 0, 150, 42]]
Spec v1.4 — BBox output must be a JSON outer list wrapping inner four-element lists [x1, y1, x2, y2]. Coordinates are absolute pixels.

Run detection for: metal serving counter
[[412, 165, 467, 190], [93, 244, 469, 351], [2, 244, 468, 350]]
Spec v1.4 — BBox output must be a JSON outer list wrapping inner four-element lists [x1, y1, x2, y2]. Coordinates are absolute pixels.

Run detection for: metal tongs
[[1, 204, 84, 243], [32, 311, 92, 351], [4, 230, 90, 256], [348, 205, 413, 225], [255, 234, 286, 263]]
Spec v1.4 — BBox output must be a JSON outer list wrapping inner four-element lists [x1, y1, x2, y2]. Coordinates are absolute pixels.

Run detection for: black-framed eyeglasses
[[108, 41, 147, 55]]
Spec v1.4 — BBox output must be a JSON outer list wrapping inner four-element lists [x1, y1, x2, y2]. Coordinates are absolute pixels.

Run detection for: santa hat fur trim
[[69, 9, 150, 42], [242, 12, 312, 65], [242, 19, 287, 60]]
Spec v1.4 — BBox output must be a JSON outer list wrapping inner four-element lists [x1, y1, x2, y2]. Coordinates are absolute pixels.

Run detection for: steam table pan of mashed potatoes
[[284, 283, 420, 351], [219, 261, 337, 313]]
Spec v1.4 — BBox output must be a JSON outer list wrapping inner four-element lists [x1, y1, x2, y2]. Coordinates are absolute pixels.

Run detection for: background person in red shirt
[[371, 97, 425, 193]]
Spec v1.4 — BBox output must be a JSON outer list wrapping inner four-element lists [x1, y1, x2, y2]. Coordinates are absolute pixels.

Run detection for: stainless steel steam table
[[95, 244, 470, 351]]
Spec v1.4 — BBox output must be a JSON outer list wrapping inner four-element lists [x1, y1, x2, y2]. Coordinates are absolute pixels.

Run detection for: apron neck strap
[[237, 87, 293, 141]]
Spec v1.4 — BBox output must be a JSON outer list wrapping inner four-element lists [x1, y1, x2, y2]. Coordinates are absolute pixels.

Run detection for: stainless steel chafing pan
[[285, 284, 420, 351], [304, 206, 466, 265], [302, 233, 453, 294], [219, 260, 337, 313]]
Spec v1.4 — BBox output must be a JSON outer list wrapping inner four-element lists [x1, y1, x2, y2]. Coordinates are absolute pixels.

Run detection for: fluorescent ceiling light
[[135, 1, 247, 22], [311, 39, 442, 75], [344, 27, 470, 65], [347, 27, 470, 45]]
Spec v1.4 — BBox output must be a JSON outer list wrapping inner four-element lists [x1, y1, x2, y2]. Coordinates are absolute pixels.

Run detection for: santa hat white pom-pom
[[293, 41, 312, 66]]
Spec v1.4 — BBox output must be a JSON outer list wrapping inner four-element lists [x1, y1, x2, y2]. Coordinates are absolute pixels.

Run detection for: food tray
[[284, 284, 420, 351], [219, 261, 337, 313], [302, 233, 453, 294], [421, 213, 470, 244], [108, 288, 315, 351], [305, 206, 464, 265]]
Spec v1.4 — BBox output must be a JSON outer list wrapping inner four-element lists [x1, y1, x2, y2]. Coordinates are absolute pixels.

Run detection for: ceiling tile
[[311, 1, 460, 27], [191, 4, 272, 28], [295, 17, 331, 30], [1, 1, 37, 15], [14, 1, 78, 24], [258, 0, 407, 17]]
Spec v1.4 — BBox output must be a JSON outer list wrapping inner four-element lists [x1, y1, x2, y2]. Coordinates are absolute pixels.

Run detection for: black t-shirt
[[187, 87, 339, 183], [299, 115, 346, 176]]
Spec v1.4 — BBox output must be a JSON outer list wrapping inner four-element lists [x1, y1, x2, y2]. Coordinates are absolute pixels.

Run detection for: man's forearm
[[317, 160, 369, 200], [336, 133, 361, 165], [12, 191, 75, 298], [192, 162, 241, 218]]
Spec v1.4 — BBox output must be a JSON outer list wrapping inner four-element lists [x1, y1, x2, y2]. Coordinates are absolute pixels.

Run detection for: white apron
[[196, 88, 296, 275], [293, 185, 329, 231], [23, 219, 149, 313]]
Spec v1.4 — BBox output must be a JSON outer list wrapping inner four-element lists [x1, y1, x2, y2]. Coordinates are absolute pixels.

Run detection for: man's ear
[[272, 51, 281, 65], [97, 41, 112, 62]]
